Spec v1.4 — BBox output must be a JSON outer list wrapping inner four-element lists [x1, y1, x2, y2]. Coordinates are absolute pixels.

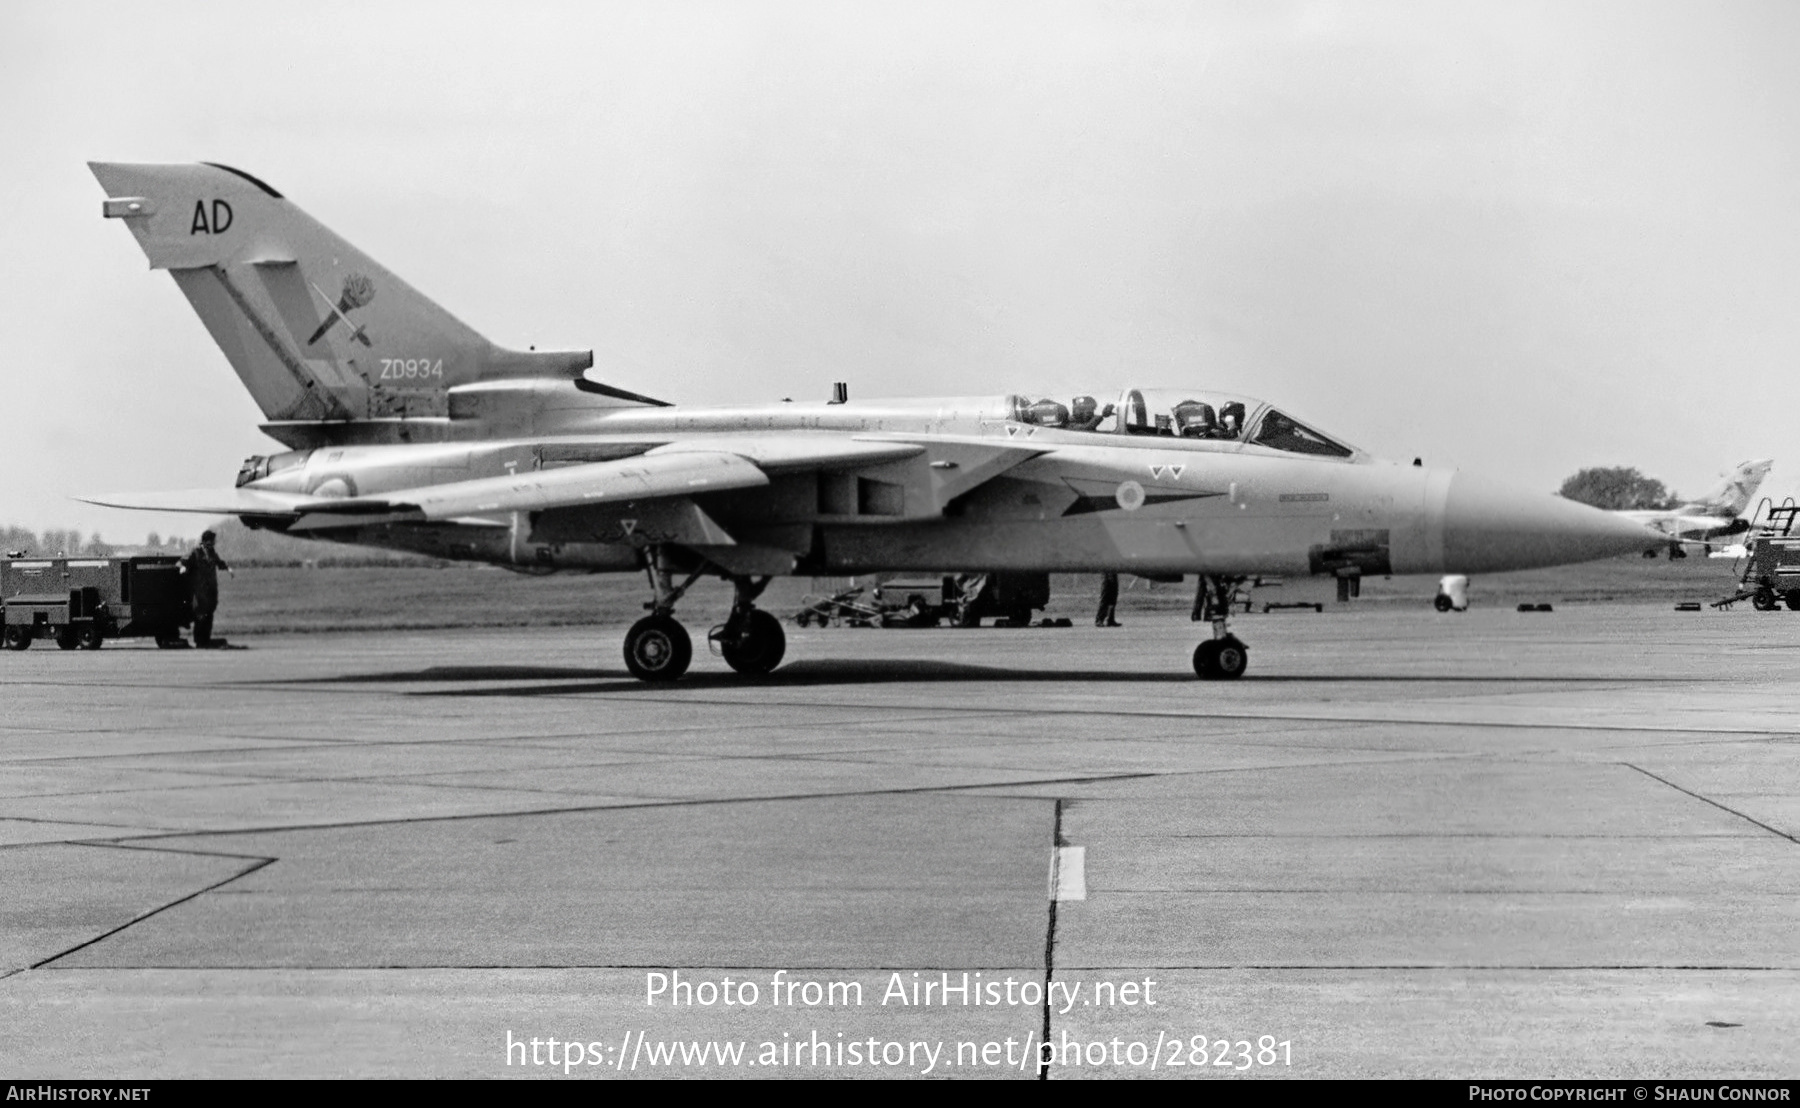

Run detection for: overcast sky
[[3, 0, 1796, 541]]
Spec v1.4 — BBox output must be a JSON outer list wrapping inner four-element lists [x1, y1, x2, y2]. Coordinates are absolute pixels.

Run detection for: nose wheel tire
[[624, 615, 693, 682], [721, 609, 787, 675], [1193, 636, 1249, 679]]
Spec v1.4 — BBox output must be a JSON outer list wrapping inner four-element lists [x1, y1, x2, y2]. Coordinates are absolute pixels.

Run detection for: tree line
[[5, 519, 437, 567], [2, 526, 195, 559], [1557, 467, 1681, 511]]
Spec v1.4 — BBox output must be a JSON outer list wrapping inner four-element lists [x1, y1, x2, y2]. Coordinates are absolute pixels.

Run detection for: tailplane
[[90, 162, 608, 443]]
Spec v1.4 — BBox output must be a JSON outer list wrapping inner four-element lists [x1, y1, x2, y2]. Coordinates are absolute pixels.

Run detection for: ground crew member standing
[[182, 530, 233, 648], [1095, 572, 1121, 627]]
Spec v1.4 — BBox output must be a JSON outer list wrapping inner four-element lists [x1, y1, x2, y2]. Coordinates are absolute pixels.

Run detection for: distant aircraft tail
[[89, 162, 614, 445], [1684, 459, 1774, 517]]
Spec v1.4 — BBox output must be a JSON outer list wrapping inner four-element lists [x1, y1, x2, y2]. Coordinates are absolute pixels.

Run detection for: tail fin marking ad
[[90, 161, 592, 430]]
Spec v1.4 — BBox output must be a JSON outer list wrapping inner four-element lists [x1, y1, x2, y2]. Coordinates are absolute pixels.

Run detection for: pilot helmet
[[1027, 399, 1070, 427], [1071, 395, 1097, 422], [1172, 400, 1217, 437]]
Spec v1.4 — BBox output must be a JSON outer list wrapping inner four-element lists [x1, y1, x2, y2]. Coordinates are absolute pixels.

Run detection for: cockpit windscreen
[[1248, 409, 1353, 458]]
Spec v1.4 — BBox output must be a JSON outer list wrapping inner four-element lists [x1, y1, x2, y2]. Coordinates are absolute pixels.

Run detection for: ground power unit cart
[[1, 556, 192, 650]]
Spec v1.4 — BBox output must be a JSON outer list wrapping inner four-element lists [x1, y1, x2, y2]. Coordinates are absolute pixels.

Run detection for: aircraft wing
[[302, 438, 932, 520], [293, 451, 773, 521], [78, 451, 771, 523], [1617, 509, 1707, 539], [645, 436, 925, 471], [79, 435, 996, 530], [77, 488, 317, 514], [1651, 514, 1736, 542]]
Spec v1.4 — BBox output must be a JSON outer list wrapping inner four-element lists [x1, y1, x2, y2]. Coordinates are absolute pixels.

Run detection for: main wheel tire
[[77, 626, 104, 650], [1212, 636, 1249, 679], [721, 609, 786, 675], [1193, 639, 1220, 677], [623, 615, 692, 681], [1752, 589, 1779, 612], [1785, 590, 1800, 612], [1194, 637, 1249, 679]]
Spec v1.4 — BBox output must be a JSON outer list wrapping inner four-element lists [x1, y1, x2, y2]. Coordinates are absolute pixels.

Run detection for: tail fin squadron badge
[[307, 273, 376, 346]]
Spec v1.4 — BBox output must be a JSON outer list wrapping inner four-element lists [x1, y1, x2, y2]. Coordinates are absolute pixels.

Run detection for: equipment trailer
[[795, 571, 1053, 628], [1712, 501, 1800, 612], [1, 556, 192, 650]]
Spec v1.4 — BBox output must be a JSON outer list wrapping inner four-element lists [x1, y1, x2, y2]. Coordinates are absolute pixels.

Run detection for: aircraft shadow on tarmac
[[260, 665, 609, 685], [239, 660, 1678, 697]]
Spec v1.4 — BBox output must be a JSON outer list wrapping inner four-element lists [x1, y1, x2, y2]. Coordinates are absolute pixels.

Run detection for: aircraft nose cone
[[1440, 473, 1662, 573]]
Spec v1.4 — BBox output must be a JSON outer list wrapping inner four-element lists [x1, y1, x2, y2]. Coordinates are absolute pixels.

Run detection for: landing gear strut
[[711, 576, 786, 675], [623, 549, 703, 682], [1192, 575, 1249, 680]]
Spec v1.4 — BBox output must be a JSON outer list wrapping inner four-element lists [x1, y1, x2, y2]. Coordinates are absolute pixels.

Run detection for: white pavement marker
[[1050, 846, 1086, 901]]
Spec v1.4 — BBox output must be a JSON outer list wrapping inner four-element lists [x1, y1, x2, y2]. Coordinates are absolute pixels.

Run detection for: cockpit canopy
[[1005, 388, 1357, 459]]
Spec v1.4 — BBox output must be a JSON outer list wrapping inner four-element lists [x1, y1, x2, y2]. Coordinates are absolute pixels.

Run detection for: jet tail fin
[[89, 162, 596, 430], [1684, 459, 1774, 517]]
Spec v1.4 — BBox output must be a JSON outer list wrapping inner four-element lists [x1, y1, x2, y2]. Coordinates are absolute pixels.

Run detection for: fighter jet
[[1613, 459, 1774, 558], [83, 162, 1660, 681]]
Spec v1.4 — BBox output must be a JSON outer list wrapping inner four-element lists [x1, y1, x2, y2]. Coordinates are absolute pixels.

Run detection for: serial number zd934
[[1166, 1036, 1290, 1069], [380, 358, 444, 380]]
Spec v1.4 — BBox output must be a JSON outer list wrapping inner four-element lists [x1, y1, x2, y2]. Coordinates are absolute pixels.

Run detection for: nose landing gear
[[1192, 575, 1249, 680]]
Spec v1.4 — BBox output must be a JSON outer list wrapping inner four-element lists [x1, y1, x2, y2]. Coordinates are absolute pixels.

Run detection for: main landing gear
[[623, 613, 693, 681], [620, 551, 786, 682], [1192, 575, 1249, 680], [711, 576, 786, 676]]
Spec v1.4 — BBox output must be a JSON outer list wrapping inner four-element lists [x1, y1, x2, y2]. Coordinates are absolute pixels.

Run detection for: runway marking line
[[26, 846, 276, 971], [1039, 799, 1064, 1083], [1625, 763, 1800, 846], [82, 771, 1159, 843]]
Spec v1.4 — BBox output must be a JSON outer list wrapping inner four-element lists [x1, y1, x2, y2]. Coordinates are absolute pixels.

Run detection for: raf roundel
[[1115, 480, 1146, 512]]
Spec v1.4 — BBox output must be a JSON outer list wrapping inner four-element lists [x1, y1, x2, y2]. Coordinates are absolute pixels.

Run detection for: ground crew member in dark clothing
[[182, 530, 232, 647], [1095, 572, 1121, 627]]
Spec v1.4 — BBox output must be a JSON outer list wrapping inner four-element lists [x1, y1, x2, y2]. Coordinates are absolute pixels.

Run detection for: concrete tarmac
[[2, 605, 1797, 1079]]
